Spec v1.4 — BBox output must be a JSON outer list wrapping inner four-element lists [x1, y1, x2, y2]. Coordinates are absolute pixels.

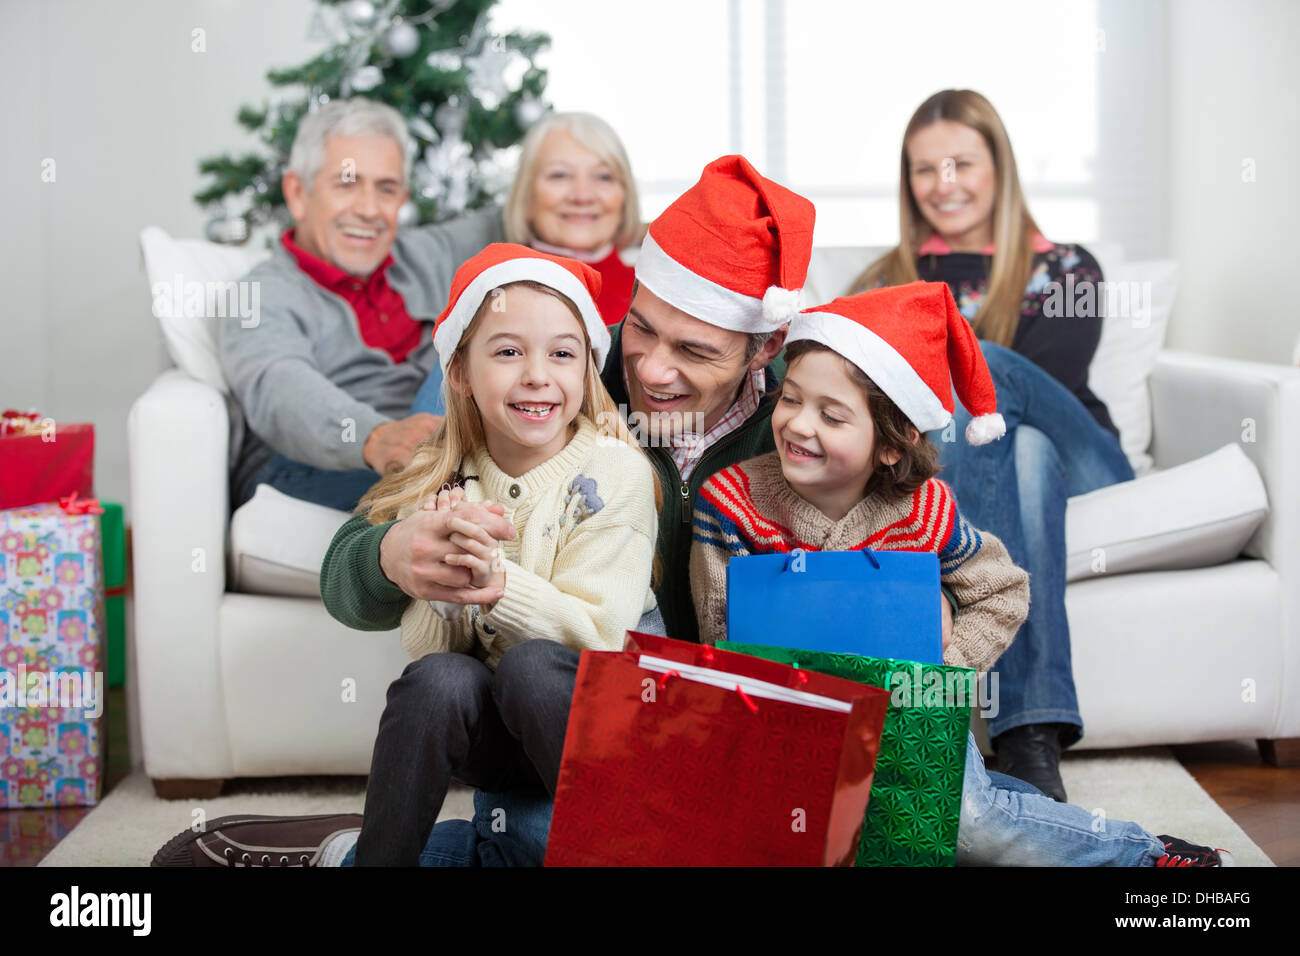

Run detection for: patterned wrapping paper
[[0, 503, 106, 808], [723, 642, 971, 867]]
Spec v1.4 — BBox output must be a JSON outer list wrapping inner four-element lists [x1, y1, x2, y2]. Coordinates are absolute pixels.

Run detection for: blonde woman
[[854, 90, 1134, 803], [504, 111, 643, 326]]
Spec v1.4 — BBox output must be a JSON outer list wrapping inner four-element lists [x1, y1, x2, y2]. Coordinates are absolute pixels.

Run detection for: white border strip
[[786, 311, 951, 432], [637, 653, 852, 713], [433, 258, 611, 377], [635, 233, 773, 333]]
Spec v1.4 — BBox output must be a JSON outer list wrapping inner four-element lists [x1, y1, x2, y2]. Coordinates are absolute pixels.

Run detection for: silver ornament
[[434, 98, 467, 137], [205, 215, 250, 245], [340, 0, 377, 29], [397, 201, 418, 226], [514, 97, 547, 128], [384, 20, 420, 58], [350, 65, 383, 92]]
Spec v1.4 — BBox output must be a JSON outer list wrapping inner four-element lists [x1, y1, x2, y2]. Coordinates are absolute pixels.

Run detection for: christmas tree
[[195, 0, 550, 243]]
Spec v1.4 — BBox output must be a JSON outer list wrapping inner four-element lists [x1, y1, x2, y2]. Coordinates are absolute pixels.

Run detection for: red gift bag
[[0, 422, 94, 509], [545, 633, 890, 867]]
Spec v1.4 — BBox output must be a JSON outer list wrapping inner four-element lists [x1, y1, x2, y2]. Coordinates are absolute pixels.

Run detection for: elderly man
[[154, 156, 956, 867], [219, 97, 502, 512]]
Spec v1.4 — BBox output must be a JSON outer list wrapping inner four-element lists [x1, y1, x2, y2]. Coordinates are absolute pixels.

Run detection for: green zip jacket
[[600, 321, 779, 644]]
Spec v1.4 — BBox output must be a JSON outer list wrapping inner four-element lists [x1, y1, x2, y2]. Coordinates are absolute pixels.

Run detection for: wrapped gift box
[[0, 499, 106, 808], [100, 502, 127, 688], [0, 412, 94, 510]]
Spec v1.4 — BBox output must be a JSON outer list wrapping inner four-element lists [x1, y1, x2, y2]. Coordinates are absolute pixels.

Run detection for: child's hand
[[421, 486, 467, 512], [442, 513, 507, 594], [940, 593, 954, 652]]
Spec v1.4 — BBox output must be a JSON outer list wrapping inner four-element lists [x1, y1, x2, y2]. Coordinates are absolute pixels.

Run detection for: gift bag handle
[[781, 547, 880, 571]]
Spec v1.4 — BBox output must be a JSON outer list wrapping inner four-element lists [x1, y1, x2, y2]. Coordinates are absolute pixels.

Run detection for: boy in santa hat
[[690, 281, 1234, 866]]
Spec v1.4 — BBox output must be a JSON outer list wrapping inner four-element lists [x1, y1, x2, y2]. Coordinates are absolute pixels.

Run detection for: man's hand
[[378, 498, 516, 604], [941, 593, 955, 652], [363, 413, 442, 474]]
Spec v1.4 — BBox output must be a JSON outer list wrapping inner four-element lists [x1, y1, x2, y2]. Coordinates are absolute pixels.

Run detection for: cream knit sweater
[[398, 415, 659, 669]]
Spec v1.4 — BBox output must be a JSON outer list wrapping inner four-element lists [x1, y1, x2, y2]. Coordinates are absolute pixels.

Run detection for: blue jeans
[[931, 342, 1133, 746], [958, 732, 1165, 866], [238, 363, 446, 512]]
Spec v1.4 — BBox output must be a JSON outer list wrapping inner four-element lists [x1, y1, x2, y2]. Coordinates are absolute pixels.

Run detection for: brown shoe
[[151, 813, 363, 867]]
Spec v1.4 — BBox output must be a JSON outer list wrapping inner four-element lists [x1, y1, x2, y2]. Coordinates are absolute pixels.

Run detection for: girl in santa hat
[[347, 242, 662, 864], [690, 281, 1232, 867]]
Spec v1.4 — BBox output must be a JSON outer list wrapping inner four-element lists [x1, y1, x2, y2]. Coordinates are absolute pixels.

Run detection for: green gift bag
[[723, 642, 973, 866]]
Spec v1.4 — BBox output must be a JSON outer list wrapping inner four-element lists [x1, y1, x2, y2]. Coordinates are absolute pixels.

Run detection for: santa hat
[[635, 155, 815, 334], [785, 282, 1007, 445], [432, 243, 610, 379]]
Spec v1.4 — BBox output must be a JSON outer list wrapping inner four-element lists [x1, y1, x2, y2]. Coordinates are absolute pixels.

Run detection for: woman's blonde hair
[[848, 89, 1041, 348], [358, 280, 658, 526], [504, 111, 642, 250]]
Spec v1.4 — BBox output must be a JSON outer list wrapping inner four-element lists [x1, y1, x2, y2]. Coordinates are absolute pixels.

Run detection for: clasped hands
[[378, 485, 516, 608]]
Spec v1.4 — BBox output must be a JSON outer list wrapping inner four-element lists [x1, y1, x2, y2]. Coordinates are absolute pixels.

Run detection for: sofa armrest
[[1150, 350, 1300, 574], [127, 369, 235, 778]]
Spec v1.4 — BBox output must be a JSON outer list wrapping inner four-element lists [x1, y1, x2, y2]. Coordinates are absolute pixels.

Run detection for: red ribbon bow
[[58, 492, 105, 516]]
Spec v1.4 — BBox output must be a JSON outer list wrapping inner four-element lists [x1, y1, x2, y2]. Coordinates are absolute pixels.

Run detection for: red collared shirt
[[280, 229, 424, 364]]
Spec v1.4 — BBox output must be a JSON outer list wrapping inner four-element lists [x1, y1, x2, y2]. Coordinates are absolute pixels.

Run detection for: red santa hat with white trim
[[785, 281, 1007, 445], [635, 155, 815, 332], [432, 243, 609, 378]]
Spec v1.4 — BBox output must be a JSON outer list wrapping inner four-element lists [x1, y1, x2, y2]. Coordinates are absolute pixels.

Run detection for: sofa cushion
[[229, 485, 352, 597], [1065, 443, 1267, 583], [1085, 259, 1179, 476], [139, 226, 270, 394]]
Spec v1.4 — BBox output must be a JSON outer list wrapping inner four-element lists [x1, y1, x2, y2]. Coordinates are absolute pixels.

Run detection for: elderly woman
[[410, 111, 642, 417], [505, 111, 643, 326]]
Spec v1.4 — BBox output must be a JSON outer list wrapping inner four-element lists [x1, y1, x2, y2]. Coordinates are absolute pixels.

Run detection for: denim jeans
[[351, 640, 579, 866], [958, 732, 1165, 866], [236, 362, 445, 512], [409, 362, 446, 417], [931, 342, 1134, 747]]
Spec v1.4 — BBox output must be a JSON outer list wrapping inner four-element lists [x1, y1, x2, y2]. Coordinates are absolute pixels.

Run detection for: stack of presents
[[0, 410, 127, 855], [545, 550, 968, 867]]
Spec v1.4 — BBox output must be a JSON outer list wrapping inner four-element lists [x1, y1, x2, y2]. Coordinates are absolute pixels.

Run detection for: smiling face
[[282, 133, 408, 277], [906, 119, 998, 253], [528, 128, 626, 253], [452, 284, 589, 478], [773, 349, 900, 521], [621, 284, 784, 442]]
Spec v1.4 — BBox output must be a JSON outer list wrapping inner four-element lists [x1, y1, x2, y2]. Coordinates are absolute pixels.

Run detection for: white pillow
[[139, 226, 270, 393], [1064, 443, 1267, 583], [229, 484, 353, 597], [1086, 259, 1179, 476]]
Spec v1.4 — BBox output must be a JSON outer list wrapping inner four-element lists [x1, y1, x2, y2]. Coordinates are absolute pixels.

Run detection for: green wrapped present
[[99, 502, 126, 688], [723, 642, 972, 867]]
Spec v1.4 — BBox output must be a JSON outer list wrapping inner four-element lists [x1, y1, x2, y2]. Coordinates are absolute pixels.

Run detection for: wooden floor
[[4, 687, 1298, 866]]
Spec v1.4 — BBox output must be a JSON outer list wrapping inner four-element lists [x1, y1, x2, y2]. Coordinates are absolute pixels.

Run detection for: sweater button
[[508, 483, 520, 499]]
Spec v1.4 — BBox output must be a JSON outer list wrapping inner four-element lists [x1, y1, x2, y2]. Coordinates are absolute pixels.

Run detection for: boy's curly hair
[[782, 339, 940, 502]]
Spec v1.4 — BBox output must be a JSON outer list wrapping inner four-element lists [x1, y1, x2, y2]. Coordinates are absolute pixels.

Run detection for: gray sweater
[[217, 210, 504, 499]]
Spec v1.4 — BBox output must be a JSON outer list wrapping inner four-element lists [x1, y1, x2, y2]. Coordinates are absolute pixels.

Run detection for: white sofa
[[128, 230, 1300, 795]]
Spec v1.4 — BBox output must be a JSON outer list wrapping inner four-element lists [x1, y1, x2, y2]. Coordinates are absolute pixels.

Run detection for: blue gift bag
[[725, 548, 943, 664]]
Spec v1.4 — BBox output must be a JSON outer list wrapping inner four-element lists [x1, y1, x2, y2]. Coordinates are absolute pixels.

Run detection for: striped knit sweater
[[689, 451, 1029, 673]]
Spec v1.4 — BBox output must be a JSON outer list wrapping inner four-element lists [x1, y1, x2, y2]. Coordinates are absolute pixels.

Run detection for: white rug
[[39, 747, 1273, 866]]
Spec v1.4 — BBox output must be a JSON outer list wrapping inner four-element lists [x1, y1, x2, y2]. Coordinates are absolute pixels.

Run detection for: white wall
[[1, 0, 321, 511], [1168, 0, 1300, 363]]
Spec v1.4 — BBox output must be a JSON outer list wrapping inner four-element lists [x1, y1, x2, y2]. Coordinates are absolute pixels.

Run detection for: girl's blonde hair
[[848, 89, 1041, 349], [358, 280, 657, 525], [504, 111, 642, 250]]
